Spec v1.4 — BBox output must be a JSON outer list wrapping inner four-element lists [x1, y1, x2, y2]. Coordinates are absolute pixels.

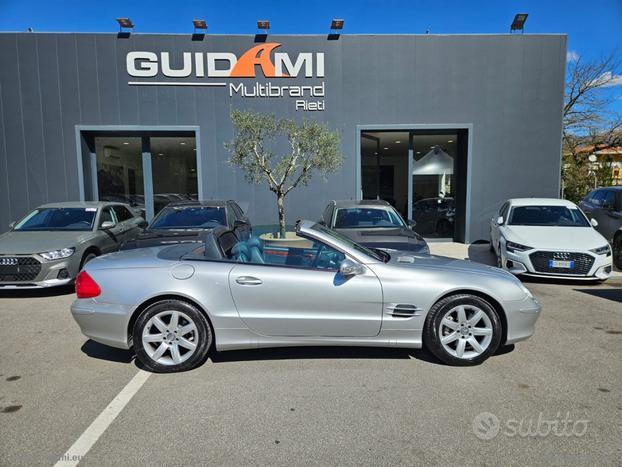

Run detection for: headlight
[[506, 241, 533, 253], [590, 245, 611, 256], [39, 247, 75, 261], [519, 283, 534, 299]]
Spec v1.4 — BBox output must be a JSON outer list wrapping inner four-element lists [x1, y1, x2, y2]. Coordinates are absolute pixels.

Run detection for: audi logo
[[553, 252, 571, 260], [0, 257, 18, 266]]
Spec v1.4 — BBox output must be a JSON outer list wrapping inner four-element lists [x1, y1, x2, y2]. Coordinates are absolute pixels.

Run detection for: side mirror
[[407, 219, 417, 229], [138, 220, 148, 229], [8, 221, 15, 230], [496, 216, 504, 226], [339, 258, 365, 276], [100, 220, 116, 230], [590, 218, 599, 228]]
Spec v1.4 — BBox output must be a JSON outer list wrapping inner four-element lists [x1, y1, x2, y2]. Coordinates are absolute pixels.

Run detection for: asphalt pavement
[[0, 260, 621, 465]]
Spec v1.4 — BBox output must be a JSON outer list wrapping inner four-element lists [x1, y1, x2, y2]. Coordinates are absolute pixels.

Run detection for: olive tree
[[226, 109, 342, 238]]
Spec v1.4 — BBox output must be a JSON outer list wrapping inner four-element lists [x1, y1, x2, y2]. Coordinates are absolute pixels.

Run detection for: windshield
[[310, 223, 385, 262], [14, 208, 97, 231], [150, 206, 227, 230], [334, 207, 405, 229], [508, 206, 590, 227]]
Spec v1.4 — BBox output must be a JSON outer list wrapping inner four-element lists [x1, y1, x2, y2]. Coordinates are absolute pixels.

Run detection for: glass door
[[410, 132, 457, 238], [150, 136, 198, 216], [94, 136, 145, 217]]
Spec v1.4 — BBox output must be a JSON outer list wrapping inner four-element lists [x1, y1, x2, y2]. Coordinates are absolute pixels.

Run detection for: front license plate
[[548, 260, 574, 269]]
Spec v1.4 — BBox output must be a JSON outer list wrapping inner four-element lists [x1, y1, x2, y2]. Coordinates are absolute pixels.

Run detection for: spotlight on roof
[[116, 17, 134, 30], [510, 13, 528, 33], [330, 19, 344, 30], [192, 19, 207, 31], [257, 20, 270, 30]]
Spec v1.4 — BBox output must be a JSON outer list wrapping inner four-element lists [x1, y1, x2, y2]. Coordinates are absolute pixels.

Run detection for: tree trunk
[[276, 192, 286, 239]]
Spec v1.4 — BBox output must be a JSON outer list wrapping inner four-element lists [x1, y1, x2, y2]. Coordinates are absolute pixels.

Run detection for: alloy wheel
[[142, 310, 199, 365], [438, 305, 493, 359]]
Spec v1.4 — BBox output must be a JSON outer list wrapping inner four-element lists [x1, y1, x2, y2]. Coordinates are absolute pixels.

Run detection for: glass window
[[231, 203, 244, 219], [112, 205, 134, 222], [95, 137, 144, 208], [150, 206, 227, 230], [150, 136, 197, 216], [311, 223, 385, 262], [600, 190, 616, 209], [508, 206, 590, 227], [99, 207, 116, 226], [322, 204, 334, 226], [15, 208, 97, 231], [334, 207, 405, 229]]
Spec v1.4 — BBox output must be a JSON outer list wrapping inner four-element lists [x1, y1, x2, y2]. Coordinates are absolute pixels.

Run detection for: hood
[[0, 230, 95, 255], [387, 251, 517, 280], [336, 227, 428, 253], [503, 226, 607, 251], [123, 229, 204, 250]]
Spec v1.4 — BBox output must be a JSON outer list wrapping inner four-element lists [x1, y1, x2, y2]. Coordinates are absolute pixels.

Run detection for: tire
[[489, 237, 494, 252], [133, 299, 212, 373], [80, 251, 98, 271], [423, 294, 502, 366], [613, 235, 622, 270], [496, 245, 503, 269]]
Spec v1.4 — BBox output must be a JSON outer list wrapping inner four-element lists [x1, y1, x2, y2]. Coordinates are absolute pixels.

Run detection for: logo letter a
[[230, 43, 282, 77]]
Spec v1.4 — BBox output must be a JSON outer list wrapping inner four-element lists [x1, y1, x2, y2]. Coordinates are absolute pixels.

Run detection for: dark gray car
[[579, 187, 622, 268], [120, 200, 252, 250], [0, 201, 145, 288], [320, 200, 429, 254]]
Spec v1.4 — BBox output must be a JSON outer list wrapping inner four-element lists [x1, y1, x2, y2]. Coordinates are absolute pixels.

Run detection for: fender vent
[[385, 304, 422, 318]]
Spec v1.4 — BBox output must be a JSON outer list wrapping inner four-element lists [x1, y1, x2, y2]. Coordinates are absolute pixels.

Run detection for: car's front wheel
[[423, 294, 502, 366], [133, 299, 212, 373]]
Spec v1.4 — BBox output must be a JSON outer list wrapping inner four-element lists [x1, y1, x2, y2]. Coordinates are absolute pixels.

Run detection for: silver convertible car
[[71, 221, 541, 372]]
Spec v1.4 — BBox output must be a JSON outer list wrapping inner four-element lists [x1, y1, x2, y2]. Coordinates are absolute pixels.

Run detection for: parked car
[[579, 186, 622, 268], [490, 198, 612, 280], [71, 220, 540, 372], [120, 200, 252, 250], [0, 202, 145, 289], [412, 197, 455, 237], [319, 200, 429, 254]]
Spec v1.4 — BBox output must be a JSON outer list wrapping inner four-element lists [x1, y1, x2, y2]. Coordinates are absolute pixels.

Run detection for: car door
[[111, 205, 142, 243], [490, 202, 509, 252], [96, 206, 125, 253], [228, 238, 383, 337], [596, 190, 622, 242]]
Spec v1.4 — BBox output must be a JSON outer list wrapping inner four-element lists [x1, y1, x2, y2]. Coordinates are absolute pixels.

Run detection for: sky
[[1, 0, 621, 109]]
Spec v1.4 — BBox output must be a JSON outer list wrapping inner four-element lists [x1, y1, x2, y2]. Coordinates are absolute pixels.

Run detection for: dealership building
[[0, 32, 566, 242]]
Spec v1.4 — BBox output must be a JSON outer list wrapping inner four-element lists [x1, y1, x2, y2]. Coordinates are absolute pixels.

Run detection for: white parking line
[[54, 370, 152, 467]]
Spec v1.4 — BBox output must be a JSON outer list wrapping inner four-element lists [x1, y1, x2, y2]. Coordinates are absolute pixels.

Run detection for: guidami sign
[[126, 43, 326, 111]]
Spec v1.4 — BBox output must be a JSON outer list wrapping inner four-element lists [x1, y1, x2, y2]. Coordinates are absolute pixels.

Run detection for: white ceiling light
[[383, 147, 389, 150], [395, 140, 401, 144], [412, 147, 454, 175], [447, 139, 454, 143], [180, 142, 186, 145], [123, 142, 129, 145]]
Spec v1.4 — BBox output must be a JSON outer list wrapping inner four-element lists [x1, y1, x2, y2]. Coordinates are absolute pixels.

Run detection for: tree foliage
[[562, 53, 622, 202], [226, 109, 342, 237]]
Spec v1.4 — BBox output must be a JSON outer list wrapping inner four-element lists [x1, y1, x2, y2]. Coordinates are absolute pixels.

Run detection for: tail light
[[75, 271, 101, 298]]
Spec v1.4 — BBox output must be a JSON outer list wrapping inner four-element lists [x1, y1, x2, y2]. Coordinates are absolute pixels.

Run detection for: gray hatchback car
[[0, 201, 145, 289]]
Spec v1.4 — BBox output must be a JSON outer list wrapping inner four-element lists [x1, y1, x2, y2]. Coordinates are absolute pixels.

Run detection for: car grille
[[0, 257, 42, 282], [529, 251, 594, 276]]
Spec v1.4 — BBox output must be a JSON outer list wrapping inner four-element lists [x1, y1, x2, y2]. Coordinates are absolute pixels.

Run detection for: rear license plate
[[548, 260, 574, 269]]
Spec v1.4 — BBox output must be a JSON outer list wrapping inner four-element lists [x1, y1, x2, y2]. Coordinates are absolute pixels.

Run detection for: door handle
[[235, 276, 263, 286]]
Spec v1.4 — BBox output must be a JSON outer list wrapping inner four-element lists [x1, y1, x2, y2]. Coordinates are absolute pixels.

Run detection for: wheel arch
[[430, 289, 508, 345], [127, 294, 214, 347]]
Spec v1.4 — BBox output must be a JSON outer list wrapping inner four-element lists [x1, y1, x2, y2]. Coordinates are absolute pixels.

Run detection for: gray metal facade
[[0, 32, 566, 242]]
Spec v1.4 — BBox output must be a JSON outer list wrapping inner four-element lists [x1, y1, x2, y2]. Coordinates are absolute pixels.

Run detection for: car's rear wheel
[[133, 300, 212, 373], [423, 294, 502, 366], [613, 235, 622, 269]]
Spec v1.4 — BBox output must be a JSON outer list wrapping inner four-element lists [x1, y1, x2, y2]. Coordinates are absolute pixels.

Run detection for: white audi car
[[490, 198, 612, 280]]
